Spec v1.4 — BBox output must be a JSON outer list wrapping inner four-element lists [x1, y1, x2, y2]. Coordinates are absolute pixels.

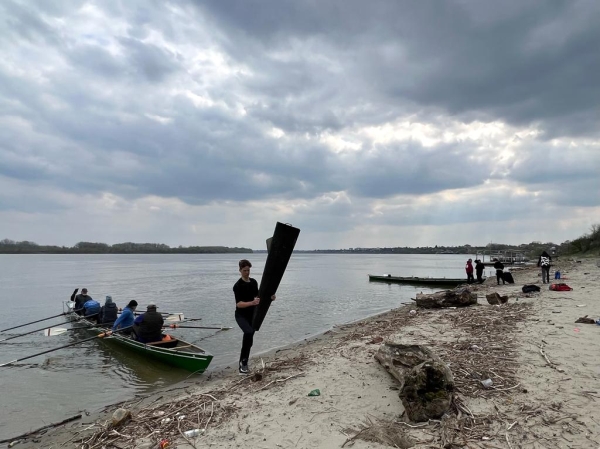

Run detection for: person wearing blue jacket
[[83, 298, 101, 321], [112, 300, 138, 335]]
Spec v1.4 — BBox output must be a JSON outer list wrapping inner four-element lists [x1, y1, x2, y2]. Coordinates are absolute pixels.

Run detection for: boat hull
[[368, 275, 466, 287], [69, 315, 213, 373]]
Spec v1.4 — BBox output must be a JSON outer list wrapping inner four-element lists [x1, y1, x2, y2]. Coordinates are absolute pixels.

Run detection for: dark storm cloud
[[198, 0, 600, 137], [0, 0, 598, 228]]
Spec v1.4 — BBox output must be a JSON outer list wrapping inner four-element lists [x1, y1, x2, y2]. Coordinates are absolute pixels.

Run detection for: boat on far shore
[[368, 274, 467, 287]]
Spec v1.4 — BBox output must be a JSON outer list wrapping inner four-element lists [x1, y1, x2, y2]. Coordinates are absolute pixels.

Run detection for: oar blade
[[165, 313, 185, 322], [44, 328, 68, 337]]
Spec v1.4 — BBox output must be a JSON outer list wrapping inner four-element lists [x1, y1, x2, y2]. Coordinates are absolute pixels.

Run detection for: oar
[[43, 313, 188, 337], [165, 324, 232, 331], [0, 326, 132, 367], [0, 311, 81, 334], [132, 311, 190, 318], [0, 312, 104, 343]]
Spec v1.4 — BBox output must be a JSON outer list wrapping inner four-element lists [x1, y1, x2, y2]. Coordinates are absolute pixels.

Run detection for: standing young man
[[233, 260, 276, 375]]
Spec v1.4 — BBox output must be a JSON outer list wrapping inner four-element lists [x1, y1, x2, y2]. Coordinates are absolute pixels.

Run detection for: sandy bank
[[20, 258, 600, 448]]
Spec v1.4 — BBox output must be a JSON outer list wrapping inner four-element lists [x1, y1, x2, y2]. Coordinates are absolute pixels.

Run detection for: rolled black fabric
[[252, 222, 300, 331]]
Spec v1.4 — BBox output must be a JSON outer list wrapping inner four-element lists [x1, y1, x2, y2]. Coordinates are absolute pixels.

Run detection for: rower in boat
[[98, 295, 118, 327], [73, 288, 92, 315], [132, 303, 164, 343], [112, 300, 138, 335], [82, 297, 101, 322]]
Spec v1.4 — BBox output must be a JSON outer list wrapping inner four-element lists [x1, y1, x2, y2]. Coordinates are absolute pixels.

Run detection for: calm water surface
[[0, 253, 474, 440]]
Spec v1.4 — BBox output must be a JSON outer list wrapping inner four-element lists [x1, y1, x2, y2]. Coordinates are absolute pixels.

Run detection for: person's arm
[[237, 298, 259, 308], [134, 314, 143, 325], [112, 311, 124, 330]]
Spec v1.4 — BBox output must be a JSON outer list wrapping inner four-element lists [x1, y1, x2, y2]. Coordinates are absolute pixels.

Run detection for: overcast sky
[[0, 0, 599, 250]]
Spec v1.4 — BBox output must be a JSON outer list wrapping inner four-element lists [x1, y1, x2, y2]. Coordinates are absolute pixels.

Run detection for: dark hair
[[239, 259, 252, 270], [127, 300, 138, 308]]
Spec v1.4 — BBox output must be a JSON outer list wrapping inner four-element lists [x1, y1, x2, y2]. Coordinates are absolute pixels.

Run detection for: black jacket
[[99, 303, 119, 325], [475, 261, 485, 275], [493, 261, 504, 271], [135, 311, 164, 343], [74, 294, 91, 315]]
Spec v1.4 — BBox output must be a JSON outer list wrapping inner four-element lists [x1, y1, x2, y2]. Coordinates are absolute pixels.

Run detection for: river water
[[0, 253, 476, 440]]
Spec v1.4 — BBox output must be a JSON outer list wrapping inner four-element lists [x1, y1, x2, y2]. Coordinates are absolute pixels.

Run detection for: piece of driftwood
[[413, 288, 477, 309], [375, 341, 439, 387], [375, 338, 454, 422], [575, 315, 596, 324], [486, 293, 509, 305]]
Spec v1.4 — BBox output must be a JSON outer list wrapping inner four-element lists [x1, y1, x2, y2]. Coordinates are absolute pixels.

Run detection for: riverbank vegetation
[[0, 240, 252, 254], [560, 224, 600, 256], [2, 224, 598, 255]]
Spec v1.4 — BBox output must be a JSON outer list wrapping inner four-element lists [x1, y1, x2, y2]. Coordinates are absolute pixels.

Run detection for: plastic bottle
[[183, 428, 204, 437]]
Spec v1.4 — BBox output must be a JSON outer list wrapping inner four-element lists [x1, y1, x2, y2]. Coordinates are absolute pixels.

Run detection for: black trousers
[[476, 272, 484, 283], [235, 312, 255, 362], [496, 270, 505, 285]]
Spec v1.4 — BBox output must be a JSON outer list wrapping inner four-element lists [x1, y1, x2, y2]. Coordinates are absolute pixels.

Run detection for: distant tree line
[[294, 242, 564, 259], [0, 240, 253, 254]]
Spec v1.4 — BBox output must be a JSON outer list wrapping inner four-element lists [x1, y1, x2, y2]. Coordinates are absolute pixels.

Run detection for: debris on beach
[[486, 292, 509, 304], [413, 288, 477, 308], [375, 340, 454, 421], [575, 315, 596, 324]]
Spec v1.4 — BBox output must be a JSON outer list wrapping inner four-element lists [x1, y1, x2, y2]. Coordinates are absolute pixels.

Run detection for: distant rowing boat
[[368, 274, 467, 287], [66, 308, 213, 373]]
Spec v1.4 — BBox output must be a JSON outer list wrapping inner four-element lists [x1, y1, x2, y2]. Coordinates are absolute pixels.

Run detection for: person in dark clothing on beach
[[475, 260, 485, 283], [493, 259, 505, 285], [537, 251, 552, 284], [465, 259, 474, 284], [233, 259, 276, 375], [74, 288, 92, 315], [133, 303, 164, 343], [98, 296, 118, 327]]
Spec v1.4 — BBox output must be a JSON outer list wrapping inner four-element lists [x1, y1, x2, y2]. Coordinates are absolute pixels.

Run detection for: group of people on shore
[[73, 289, 164, 343], [465, 258, 485, 283], [465, 250, 554, 285]]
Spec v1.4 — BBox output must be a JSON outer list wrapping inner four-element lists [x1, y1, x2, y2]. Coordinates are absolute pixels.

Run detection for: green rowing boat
[[66, 309, 213, 373], [368, 274, 467, 287]]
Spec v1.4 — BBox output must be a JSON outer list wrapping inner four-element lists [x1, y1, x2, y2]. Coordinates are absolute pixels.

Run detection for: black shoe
[[239, 360, 249, 375]]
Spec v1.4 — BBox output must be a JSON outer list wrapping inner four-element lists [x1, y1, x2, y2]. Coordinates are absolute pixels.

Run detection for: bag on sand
[[522, 284, 541, 293], [502, 272, 515, 284], [549, 283, 573, 291]]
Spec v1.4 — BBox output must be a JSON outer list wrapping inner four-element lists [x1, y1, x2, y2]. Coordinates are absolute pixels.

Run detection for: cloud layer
[[0, 0, 598, 249]]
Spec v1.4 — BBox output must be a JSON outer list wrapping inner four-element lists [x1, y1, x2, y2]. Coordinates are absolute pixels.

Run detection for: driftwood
[[413, 288, 477, 309], [375, 339, 454, 422], [486, 292, 509, 305]]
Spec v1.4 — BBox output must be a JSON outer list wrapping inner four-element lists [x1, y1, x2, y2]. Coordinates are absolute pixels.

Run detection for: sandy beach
[[16, 258, 600, 448]]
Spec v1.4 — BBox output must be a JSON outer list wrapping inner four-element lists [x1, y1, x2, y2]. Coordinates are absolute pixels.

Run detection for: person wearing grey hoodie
[[98, 296, 119, 326]]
